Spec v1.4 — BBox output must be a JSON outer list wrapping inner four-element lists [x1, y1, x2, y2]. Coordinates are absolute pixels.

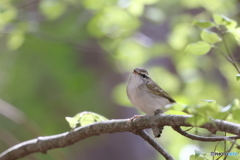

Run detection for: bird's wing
[[146, 82, 176, 103]]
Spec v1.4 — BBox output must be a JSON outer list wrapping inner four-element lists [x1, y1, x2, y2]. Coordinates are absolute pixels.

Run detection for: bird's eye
[[142, 74, 147, 78]]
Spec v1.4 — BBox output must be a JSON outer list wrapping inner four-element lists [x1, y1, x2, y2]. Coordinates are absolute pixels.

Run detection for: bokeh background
[[0, 0, 240, 160]]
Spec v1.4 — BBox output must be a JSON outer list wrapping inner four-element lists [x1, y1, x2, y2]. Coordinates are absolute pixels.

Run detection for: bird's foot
[[154, 109, 164, 115], [129, 115, 144, 123]]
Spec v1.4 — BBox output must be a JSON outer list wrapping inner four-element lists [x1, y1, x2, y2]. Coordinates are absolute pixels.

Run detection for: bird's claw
[[128, 115, 144, 123]]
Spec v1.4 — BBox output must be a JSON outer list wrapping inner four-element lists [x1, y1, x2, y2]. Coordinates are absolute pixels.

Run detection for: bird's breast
[[127, 84, 170, 115]]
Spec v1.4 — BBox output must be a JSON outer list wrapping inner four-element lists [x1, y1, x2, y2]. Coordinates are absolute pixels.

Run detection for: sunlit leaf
[[184, 41, 211, 55], [232, 27, 240, 44], [39, 0, 66, 20], [0, 3, 17, 25], [189, 155, 205, 160], [214, 112, 229, 120], [200, 30, 222, 44], [87, 7, 140, 38], [236, 74, 240, 81], [191, 20, 215, 28], [225, 99, 239, 110], [114, 38, 147, 68], [194, 150, 206, 157], [186, 114, 209, 126], [164, 103, 185, 111], [202, 99, 216, 103], [140, 0, 159, 5], [65, 117, 79, 129], [165, 110, 188, 115], [8, 31, 25, 50], [79, 111, 108, 126], [230, 99, 240, 122], [213, 14, 237, 30], [65, 111, 108, 129], [127, 2, 144, 17], [232, 109, 240, 122], [81, 0, 116, 10], [197, 100, 229, 120], [168, 23, 189, 50]]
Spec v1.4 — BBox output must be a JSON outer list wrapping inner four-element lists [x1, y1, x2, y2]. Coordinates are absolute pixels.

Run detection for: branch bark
[[172, 126, 240, 141], [1, 114, 240, 160], [134, 130, 174, 160]]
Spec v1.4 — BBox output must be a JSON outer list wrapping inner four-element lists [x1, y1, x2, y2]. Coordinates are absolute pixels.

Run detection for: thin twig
[[219, 32, 240, 74], [213, 46, 233, 63], [184, 127, 194, 132], [223, 139, 236, 160], [224, 132, 226, 153], [134, 130, 174, 160], [214, 141, 221, 160], [172, 126, 240, 141]]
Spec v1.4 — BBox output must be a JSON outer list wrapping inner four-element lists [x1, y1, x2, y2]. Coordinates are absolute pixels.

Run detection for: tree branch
[[172, 126, 240, 141], [1, 114, 240, 160], [134, 130, 174, 160]]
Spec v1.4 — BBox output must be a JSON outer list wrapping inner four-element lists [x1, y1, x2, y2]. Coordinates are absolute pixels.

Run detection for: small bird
[[126, 67, 176, 137]]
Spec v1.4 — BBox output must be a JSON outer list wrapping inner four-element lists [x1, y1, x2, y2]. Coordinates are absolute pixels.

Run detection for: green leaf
[[7, 23, 27, 50], [189, 155, 205, 160], [197, 100, 229, 120], [200, 30, 222, 44], [232, 27, 240, 42], [232, 109, 240, 122], [202, 99, 216, 103], [79, 111, 108, 126], [65, 117, 80, 129], [191, 20, 215, 28], [65, 111, 108, 129], [236, 74, 240, 81], [225, 99, 239, 110], [214, 112, 229, 120], [184, 41, 211, 55], [127, 2, 144, 17], [186, 114, 209, 126], [0, 3, 17, 25], [164, 103, 189, 115], [230, 99, 240, 122], [8, 32, 25, 50], [39, 0, 66, 20], [213, 14, 237, 30], [165, 110, 188, 115], [164, 103, 185, 111], [195, 150, 206, 158]]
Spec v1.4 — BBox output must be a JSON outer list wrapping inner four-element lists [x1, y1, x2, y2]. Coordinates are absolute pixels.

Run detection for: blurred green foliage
[[0, 0, 240, 160]]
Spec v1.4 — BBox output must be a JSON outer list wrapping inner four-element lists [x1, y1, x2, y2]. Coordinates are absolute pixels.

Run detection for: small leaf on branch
[[236, 74, 240, 81], [229, 99, 240, 122], [165, 110, 188, 115], [65, 117, 80, 129], [164, 103, 188, 115], [189, 154, 205, 160], [213, 14, 237, 30], [186, 114, 209, 126], [191, 20, 215, 28], [184, 41, 211, 55], [194, 150, 206, 158], [225, 98, 239, 111], [200, 30, 222, 44], [65, 111, 108, 129]]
